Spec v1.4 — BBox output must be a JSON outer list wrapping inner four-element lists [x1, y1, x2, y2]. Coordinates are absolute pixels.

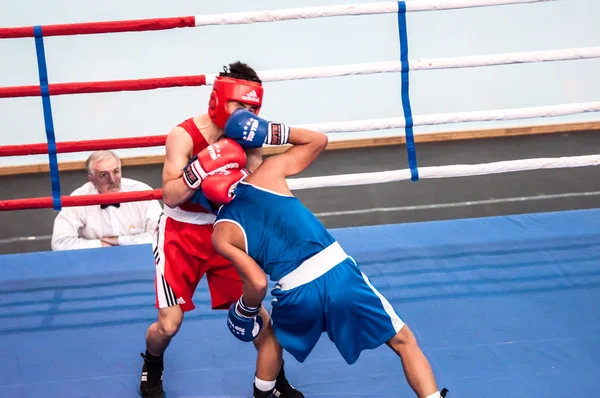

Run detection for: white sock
[[425, 392, 441, 398], [254, 377, 276, 392]]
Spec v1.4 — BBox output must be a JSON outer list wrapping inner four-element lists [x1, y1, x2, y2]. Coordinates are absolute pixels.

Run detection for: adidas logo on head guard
[[241, 90, 260, 103], [209, 76, 263, 129]]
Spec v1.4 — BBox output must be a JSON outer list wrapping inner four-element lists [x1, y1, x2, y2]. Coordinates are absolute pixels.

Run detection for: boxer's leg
[[207, 254, 304, 397], [141, 216, 205, 398]]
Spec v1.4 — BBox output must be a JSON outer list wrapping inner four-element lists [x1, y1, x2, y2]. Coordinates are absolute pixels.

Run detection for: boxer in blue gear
[[206, 110, 449, 398]]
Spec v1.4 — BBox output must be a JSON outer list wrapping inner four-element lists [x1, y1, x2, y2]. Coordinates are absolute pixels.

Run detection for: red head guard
[[208, 76, 264, 129]]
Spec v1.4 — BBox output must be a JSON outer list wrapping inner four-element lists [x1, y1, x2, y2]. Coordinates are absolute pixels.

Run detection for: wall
[[0, 0, 599, 167]]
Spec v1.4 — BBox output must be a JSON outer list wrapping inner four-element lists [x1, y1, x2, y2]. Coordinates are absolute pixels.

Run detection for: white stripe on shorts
[[360, 271, 405, 332], [156, 266, 177, 308], [153, 213, 177, 308], [153, 213, 168, 276]]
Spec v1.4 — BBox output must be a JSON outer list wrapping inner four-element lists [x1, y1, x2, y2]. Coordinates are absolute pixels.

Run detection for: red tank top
[[177, 118, 211, 213]]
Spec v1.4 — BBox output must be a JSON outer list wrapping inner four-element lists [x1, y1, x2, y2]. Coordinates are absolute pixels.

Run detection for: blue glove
[[227, 296, 263, 342], [224, 109, 290, 149]]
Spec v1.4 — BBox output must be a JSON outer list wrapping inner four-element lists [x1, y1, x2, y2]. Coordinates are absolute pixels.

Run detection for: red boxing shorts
[[152, 214, 242, 312]]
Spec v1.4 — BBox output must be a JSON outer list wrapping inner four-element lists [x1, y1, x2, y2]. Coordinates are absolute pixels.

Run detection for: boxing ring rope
[[0, 0, 554, 39], [0, 190, 163, 212], [1, 0, 598, 212], [0, 154, 598, 211], [297, 102, 600, 133], [1, 152, 599, 212], [1, 102, 599, 158], [0, 136, 167, 157], [287, 155, 600, 190], [2, 47, 599, 99]]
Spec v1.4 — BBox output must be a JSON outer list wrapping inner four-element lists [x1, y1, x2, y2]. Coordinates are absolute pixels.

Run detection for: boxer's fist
[[182, 138, 246, 189], [227, 297, 263, 342], [224, 109, 290, 149], [202, 168, 249, 205]]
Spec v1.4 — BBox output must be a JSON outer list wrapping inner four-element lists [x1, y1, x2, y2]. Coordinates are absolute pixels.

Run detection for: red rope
[[0, 16, 196, 39], [0, 189, 164, 211], [0, 135, 167, 157], [0, 75, 207, 98]]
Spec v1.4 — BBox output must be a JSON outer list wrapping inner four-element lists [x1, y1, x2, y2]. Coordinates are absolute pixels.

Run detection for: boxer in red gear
[[139, 61, 303, 398]]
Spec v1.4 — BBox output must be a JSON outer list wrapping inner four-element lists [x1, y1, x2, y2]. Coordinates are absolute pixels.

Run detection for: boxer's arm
[[213, 222, 267, 307], [244, 147, 263, 172], [246, 128, 327, 195], [162, 127, 196, 208], [261, 127, 327, 178]]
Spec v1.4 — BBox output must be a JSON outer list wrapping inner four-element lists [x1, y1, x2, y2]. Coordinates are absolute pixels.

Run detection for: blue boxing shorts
[[270, 242, 405, 364]]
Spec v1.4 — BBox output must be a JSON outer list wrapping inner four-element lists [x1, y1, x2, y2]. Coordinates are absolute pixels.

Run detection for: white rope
[[287, 154, 600, 190], [405, 0, 554, 11], [194, 0, 554, 26], [408, 47, 600, 71], [204, 47, 600, 84], [295, 102, 600, 133]]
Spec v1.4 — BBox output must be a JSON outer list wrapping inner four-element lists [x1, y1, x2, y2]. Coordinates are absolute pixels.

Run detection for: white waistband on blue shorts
[[276, 241, 349, 291]]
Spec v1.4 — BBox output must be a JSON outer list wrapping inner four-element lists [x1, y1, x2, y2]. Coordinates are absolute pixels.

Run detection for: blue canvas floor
[[1, 208, 599, 397]]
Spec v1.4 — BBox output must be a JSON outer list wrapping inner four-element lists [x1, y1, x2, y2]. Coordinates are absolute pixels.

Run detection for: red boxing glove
[[182, 138, 247, 189], [202, 168, 250, 205]]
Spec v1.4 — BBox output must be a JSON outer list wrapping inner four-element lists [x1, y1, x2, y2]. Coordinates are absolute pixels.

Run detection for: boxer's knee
[[157, 305, 184, 338]]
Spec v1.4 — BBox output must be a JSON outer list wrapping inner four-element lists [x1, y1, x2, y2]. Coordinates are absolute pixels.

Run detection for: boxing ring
[[1, 1, 600, 397]]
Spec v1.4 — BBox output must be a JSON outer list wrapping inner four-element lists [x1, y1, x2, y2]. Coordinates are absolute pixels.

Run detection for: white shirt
[[51, 178, 163, 251]]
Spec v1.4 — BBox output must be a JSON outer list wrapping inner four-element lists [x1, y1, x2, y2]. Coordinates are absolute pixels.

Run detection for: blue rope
[[397, 2, 419, 181], [34, 26, 62, 210]]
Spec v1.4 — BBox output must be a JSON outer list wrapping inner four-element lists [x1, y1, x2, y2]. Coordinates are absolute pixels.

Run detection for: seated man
[[51, 150, 163, 250], [200, 109, 449, 398]]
